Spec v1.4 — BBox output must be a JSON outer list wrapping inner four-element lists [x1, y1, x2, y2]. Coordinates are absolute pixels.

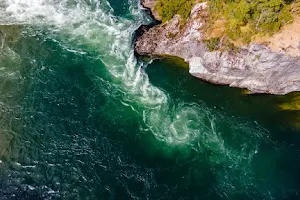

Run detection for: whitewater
[[0, 0, 299, 199]]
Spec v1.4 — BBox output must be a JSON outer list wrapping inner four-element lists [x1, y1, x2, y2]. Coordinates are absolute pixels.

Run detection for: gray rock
[[140, 0, 161, 20], [135, 1, 300, 95]]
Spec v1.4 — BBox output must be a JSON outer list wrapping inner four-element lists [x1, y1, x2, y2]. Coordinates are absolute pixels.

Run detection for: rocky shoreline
[[135, 0, 300, 95]]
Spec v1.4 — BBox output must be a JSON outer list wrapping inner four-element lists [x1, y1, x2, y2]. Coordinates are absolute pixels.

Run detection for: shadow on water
[[0, 28, 219, 199], [145, 58, 300, 199], [145, 57, 300, 143], [0, 22, 300, 200]]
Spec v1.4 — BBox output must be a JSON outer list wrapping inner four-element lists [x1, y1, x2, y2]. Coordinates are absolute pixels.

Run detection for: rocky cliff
[[135, 1, 300, 95]]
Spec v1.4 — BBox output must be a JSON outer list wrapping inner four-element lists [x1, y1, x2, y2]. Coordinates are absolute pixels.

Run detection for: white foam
[[0, 0, 264, 150], [0, 0, 267, 195]]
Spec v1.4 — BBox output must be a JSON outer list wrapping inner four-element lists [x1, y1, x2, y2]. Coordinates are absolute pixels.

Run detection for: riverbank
[[135, 0, 300, 95], [0, 1, 300, 199]]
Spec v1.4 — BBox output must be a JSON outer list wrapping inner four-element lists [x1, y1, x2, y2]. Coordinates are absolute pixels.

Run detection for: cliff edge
[[135, 1, 300, 95]]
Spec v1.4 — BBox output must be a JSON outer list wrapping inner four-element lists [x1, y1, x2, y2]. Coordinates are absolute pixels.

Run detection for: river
[[0, 0, 299, 199]]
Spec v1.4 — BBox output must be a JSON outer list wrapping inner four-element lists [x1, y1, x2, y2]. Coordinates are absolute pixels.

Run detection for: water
[[0, 0, 299, 199]]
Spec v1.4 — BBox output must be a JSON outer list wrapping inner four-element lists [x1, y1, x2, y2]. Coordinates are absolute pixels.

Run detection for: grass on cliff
[[210, 0, 294, 42], [155, 0, 298, 48], [155, 0, 197, 23]]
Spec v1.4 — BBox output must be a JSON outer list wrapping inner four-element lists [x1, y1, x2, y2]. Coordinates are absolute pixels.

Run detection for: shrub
[[204, 37, 221, 51], [155, 0, 297, 48], [155, 0, 196, 23], [167, 32, 176, 39], [211, 0, 295, 39]]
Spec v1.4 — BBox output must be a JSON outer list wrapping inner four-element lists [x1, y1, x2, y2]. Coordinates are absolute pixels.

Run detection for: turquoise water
[[0, 0, 300, 199]]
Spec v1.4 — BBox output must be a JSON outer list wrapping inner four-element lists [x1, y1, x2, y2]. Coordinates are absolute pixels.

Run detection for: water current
[[0, 0, 300, 199]]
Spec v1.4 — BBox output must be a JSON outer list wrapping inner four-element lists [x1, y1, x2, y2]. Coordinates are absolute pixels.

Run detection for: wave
[[0, 0, 280, 198]]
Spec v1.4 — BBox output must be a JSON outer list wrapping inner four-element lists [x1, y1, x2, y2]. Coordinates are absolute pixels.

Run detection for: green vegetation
[[155, 0, 299, 49], [167, 32, 177, 39], [204, 37, 220, 51], [155, 0, 196, 23], [209, 0, 294, 42]]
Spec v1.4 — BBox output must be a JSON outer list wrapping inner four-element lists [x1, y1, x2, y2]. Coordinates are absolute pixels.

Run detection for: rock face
[[135, 1, 300, 95], [140, 0, 161, 21]]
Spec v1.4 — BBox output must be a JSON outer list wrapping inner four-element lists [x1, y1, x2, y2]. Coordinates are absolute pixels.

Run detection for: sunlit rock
[[135, 1, 300, 95]]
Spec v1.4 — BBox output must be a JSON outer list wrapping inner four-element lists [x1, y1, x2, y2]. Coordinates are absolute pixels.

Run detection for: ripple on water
[[0, 0, 299, 199]]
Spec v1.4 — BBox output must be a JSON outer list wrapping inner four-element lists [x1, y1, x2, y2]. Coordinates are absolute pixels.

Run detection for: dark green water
[[0, 0, 300, 199]]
